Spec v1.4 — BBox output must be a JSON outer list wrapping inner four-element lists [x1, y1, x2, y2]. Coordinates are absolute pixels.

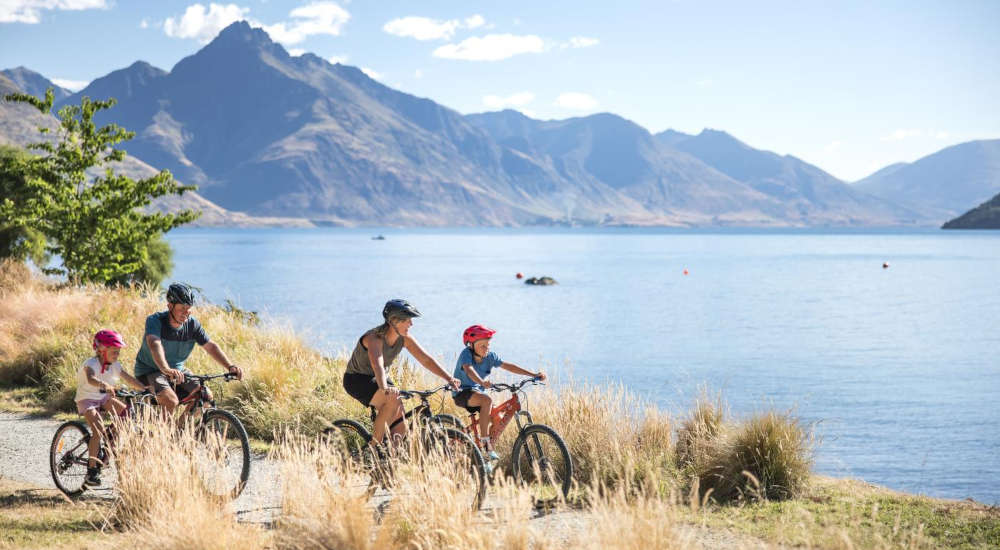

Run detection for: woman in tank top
[[342, 299, 459, 446]]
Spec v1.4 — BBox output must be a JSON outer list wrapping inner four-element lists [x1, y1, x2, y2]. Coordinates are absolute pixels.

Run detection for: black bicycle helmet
[[382, 298, 421, 320], [166, 282, 196, 305]]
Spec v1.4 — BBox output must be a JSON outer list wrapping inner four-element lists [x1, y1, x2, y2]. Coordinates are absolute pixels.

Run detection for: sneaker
[[486, 450, 500, 461], [84, 467, 102, 487]]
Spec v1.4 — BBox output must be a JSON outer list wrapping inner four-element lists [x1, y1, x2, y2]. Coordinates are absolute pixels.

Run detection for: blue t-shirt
[[134, 312, 210, 377], [452, 348, 503, 396]]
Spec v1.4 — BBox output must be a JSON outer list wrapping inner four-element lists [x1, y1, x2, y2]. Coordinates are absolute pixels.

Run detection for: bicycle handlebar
[[98, 372, 237, 395], [459, 376, 544, 394], [185, 372, 239, 383], [398, 384, 450, 400]]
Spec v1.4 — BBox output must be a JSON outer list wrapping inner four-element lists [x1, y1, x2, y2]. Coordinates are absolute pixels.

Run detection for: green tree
[[0, 145, 49, 266], [0, 89, 199, 284]]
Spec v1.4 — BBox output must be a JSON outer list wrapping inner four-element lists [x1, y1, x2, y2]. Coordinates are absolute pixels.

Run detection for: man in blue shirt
[[135, 282, 243, 415]]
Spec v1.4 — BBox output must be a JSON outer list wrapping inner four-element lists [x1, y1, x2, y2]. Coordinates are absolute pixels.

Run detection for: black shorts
[[139, 372, 200, 401], [453, 389, 485, 414], [342, 373, 394, 407]]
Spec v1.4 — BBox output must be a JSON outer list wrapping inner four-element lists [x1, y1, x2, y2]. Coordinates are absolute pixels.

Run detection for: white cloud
[[433, 34, 545, 61], [288, 48, 306, 56], [139, 17, 150, 29], [51, 78, 88, 91], [262, 1, 350, 45], [483, 92, 535, 110], [163, 2, 349, 45], [880, 129, 954, 142], [328, 54, 349, 64], [383, 14, 486, 41], [361, 67, 382, 80], [555, 92, 598, 110], [464, 14, 485, 29], [567, 36, 598, 48], [0, 0, 107, 24], [164, 3, 249, 43], [414, 69, 423, 78]]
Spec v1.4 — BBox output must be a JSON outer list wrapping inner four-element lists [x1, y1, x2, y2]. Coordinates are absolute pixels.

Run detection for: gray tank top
[[345, 327, 406, 376]]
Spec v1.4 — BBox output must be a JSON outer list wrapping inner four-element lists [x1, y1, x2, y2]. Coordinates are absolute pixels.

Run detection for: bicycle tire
[[510, 423, 573, 504], [195, 409, 251, 498], [50, 420, 91, 497], [322, 419, 372, 465], [426, 426, 488, 510]]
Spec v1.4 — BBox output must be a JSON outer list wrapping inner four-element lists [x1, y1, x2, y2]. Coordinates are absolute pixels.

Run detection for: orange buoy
[[516, 272, 524, 279], [683, 269, 689, 276]]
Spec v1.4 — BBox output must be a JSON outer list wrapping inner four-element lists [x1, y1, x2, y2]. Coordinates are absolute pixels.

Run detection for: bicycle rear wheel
[[321, 419, 371, 466], [425, 426, 487, 510], [50, 421, 91, 497], [195, 409, 251, 498], [511, 423, 573, 505]]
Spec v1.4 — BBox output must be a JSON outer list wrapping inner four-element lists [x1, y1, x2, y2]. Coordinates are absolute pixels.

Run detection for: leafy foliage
[[0, 145, 49, 266], [0, 89, 199, 284]]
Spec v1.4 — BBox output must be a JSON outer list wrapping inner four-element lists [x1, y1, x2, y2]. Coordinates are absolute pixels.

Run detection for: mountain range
[[4, 21, 998, 227], [854, 140, 1000, 220], [0, 70, 308, 227]]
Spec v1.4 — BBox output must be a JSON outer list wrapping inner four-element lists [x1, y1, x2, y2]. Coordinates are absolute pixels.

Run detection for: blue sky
[[2, 0, 998, 181]]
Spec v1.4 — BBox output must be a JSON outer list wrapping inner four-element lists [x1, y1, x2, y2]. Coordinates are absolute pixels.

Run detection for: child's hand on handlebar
[[482, 380, 493, 389], [534, 372, 546, 381], [446, 377, 461, 390]]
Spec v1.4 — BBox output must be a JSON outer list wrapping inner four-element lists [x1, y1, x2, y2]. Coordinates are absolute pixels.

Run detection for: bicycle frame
[[464, 385, 537, 442], [368, 387, 444, 437]]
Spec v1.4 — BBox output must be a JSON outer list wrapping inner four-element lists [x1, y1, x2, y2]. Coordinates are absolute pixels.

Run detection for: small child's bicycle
[[434, 376, 573, 504], [49, 373, 251, 498], [322, 385, 488, 510], [49, 388, 153, 497]]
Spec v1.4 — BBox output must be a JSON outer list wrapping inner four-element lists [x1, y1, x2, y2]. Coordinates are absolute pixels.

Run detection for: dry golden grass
[[110, 410, 270, 550]]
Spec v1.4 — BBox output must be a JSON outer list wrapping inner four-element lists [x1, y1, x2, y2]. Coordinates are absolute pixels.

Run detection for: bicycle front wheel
[[50, 421, 91, 497], [426, 426, 487, 510], [511, 423, 573, 504], [195, 409, 251, 498]]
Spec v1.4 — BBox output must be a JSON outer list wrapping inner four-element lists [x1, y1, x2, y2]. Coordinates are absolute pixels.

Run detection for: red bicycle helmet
[[93, 329, 126, 350], [463, 325, 496, 346]]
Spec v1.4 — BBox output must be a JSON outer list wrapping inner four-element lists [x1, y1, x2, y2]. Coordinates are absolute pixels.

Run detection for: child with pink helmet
[[74, 329, 146, 486], [452, 325, 545, 460]]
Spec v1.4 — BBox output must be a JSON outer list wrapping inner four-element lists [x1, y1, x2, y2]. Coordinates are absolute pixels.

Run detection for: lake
[[166, 227, 1000, 504]]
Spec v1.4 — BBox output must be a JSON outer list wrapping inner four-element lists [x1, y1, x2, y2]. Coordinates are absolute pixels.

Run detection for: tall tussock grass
[[676, 393, 813, 503], [111, 410, 269, 549]]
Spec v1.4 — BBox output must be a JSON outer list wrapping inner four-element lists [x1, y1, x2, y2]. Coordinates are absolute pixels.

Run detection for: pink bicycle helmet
[[93, 329, 126, 351], [463, 325, 496, 346]]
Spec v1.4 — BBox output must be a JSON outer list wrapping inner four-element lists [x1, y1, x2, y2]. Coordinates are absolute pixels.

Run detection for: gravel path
[[0, 412, 776, 549]]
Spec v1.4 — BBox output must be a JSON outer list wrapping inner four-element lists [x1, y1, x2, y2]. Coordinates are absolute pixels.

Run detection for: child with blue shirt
[[453, 325, 545, 459]]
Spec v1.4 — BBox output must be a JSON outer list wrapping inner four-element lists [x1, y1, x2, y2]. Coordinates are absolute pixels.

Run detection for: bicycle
[[49, 388, 154, 497], [433, 376, 573, 505], [49, 372, 251, 499], [321, 385, 488, 510]]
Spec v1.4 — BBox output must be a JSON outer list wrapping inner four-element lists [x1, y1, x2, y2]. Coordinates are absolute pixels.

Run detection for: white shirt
[[74, 356, 123, 402]]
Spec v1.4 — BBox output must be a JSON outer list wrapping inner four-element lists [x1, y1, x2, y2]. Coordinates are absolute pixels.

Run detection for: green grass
[[0, 386, 47, 414], [0, 478, 116, 550], [685, 476, 1000, 549]]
